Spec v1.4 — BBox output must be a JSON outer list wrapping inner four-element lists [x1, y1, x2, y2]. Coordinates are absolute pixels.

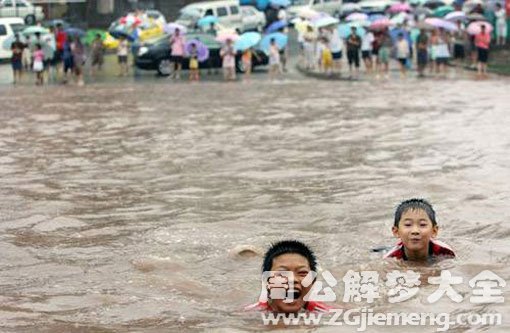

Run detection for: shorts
[[64, 57, 74, 73], [92, 53, 104, 66], [453, 44, 465, 59], [118, 55, 128, 64], [347, 49, 360, 67], [398, 58, 407, 65], [171, 55, 183, 65], [372, 48, 379, 56], [417, 50, 428, 66], [378, 47, 390, 63], [11, 59, 22, 71], [477, 47, 489, 63], [54, 49, 63, 63], [435, 57, 449, 65], [332, 51, 342, 60], [361, 50, 371, 59]]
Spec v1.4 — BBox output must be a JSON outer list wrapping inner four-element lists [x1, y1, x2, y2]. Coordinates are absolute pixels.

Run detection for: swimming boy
[[385, 198, 455, 261], [245, 240, 330, 313]]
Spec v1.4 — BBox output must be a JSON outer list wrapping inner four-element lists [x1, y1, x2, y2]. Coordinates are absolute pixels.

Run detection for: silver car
[[0, 0, 45, 25]]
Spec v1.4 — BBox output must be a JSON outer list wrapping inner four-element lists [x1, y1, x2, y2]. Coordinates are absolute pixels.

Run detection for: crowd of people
[[299, 19, 498, 80], [10, 23, 93, 86]]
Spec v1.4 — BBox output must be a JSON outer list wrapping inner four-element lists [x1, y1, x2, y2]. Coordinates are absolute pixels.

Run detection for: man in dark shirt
[[346, 27, 361, 78], [416, 29, 429, 78], [10, 34, 25, 84]]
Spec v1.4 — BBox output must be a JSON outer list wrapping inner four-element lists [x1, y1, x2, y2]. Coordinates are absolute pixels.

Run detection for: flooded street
[[0, 75, 509, 332]]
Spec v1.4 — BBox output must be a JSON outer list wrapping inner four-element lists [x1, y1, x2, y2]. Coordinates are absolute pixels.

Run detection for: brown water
[[0, 77, 509, 332]]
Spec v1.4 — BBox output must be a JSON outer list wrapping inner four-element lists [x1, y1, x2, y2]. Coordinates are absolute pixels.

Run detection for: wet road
[[0, 70, 509, 332]]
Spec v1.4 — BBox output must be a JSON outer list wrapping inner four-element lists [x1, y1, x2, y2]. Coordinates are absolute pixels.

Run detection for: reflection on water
[[0, 78, 509, 332]]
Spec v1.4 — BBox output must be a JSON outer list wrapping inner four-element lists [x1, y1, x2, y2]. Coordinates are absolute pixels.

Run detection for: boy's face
[[392, 208, 438, 259], [268, 253, 313, 314]]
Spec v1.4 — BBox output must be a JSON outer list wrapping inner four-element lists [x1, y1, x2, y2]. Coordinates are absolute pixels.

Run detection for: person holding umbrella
[[495, 3, 507, 46], [170, 28, 186, 80], [452, 20, 467, 67], [432, 27, 451, 77], [62, 35, 74, 84], [474, 24, 491, 78], [10, 34, 25, 84], [55, 23, 67, 77], [71, 36, 86, 86], [188, 42, 200, 82], [220, 38, 236, 81], [269, 38, 281, 80], [117, 35, 130, 76], [377, 29, 392, 79]]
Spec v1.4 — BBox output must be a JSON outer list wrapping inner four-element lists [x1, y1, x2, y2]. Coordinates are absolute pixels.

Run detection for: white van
[[287, 0, 344, 18], [176, 0, 243, 32], [0, 17, 24, 59]]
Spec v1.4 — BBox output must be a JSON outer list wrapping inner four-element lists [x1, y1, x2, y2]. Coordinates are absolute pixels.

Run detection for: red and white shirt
[[384, 239, 455, 260]]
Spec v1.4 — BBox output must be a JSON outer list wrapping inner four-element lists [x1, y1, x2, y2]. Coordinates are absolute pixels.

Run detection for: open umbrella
[[164, 22, 187, 35], [22, 26, 50, 36], [270, 0, 291, 7], [297, 8, 319, 20], [467, 13, 487, 22], [424, 17, 458, 31], [368, 14, 387, 22], [467, 21, 493, 35], [185, 39, 210, 62], [433, 5, 454, 17], [346, 12, 368, 22], [65, 27, 86, 38], [197, 15, 219, 27], [341, 4, 362, 15], [338, 23, 366, 38], [260, 32, 288, 54], [369, 18, 392, 30], [313, 16, 339, 28], [119, 14, 142, 28], [390, 12, 412, 25], [444, 11, 467, 22], [265, 20, 287, 33], [234, 32, 261, 51], [109, 26, 137, 42], [388, 3, 411, 13], [215, 32, 239, 43], [85, 29, 107, 45]]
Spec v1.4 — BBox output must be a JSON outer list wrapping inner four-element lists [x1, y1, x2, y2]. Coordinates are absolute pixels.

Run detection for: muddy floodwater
[[0, 77, 509, 332]]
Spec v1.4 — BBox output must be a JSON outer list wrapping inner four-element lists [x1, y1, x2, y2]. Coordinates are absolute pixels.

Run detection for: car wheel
[[157, 59, 172, 76], [25, 15, 36, 25]]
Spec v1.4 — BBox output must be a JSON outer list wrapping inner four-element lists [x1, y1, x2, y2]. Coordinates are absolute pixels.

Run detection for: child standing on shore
[[188, 43, 200, 82], [269, 38, 281, 80], [33, 44, 44, 85]]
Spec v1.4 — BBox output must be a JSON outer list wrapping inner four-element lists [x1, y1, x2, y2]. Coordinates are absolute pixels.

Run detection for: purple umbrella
[[185, 39, 209, 62], [265, 20, 287, 34], [164, 22, 187, 35]]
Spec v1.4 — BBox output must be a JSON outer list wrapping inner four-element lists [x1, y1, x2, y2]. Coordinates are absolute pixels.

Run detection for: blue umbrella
[[197, 15, 219, 27], [389, 27, 412, 45], [260, 32, 288, 54], [109, 27, 137, 42], [338, 23, 366, 38], [270, 0, 291, 7], [234, 32, 262, 51], [368, 14, 387, 22], [265, 20, 287, 34], [65, 27, 86, 38]]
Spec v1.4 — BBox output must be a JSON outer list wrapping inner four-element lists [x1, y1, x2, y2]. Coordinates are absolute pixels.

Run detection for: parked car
[[241, 5, 266, 32], [358, 0, 397, 14], [176, 0, 244, 33], [0, 17, 24, 59], [287, 0, 344, 19], [135, 32, 268, 76], [0, 0, 44, 25]]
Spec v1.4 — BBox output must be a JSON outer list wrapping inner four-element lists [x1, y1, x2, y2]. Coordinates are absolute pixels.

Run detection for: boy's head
[[392, 199, 439, 259], [262, 240, 317, 313]]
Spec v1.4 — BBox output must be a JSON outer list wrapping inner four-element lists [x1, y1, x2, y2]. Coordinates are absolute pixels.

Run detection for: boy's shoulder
[[384, 239, 455, 260]]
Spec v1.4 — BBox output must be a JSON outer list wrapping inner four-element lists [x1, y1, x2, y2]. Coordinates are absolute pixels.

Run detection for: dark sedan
[[135, 33, 268, 76]]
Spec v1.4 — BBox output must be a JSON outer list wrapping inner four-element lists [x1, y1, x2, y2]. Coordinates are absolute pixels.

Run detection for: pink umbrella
[[164, 23, 187, 35], [346, 12, 369, 22], [215, 32, 239, 43], [388, 3, 411, 13], [467, 21, 493, 35], [369, 18, 392, 30]]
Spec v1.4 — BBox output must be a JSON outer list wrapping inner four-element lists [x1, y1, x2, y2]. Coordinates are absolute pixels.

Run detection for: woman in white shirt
[[327, 26, 343, 73], [361, 31, 375, 73]]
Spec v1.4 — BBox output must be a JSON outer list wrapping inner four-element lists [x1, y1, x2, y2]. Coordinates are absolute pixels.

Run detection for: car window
[[204, 8, 214, 16], [3, 0, 13, 7], [10, 23, 25, 33], [0, 25, 6, 36], [16, 1, 27, 7], [217, 7, 228, 17], [313, 0, 321, 4], [230, 6, 239, 15]]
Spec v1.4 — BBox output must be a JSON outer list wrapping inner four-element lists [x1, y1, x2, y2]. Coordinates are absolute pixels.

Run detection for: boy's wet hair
[[394, 198, 437, 227], [262, 240, 317, 273]]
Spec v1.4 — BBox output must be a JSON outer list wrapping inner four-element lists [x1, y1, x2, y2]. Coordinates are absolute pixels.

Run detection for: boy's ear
[[392, 226, 399, 238], [432, 225, 439, 238]]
